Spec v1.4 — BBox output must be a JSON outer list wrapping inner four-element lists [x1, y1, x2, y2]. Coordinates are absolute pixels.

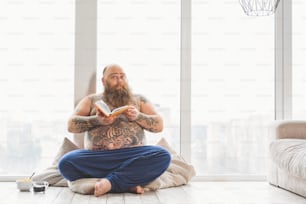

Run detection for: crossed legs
[[58, 145, 171, 196]]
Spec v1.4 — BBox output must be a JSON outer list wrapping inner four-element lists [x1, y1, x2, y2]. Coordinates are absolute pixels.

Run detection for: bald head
[[101, 64, 128, 87], [103, 64, 124, 77]]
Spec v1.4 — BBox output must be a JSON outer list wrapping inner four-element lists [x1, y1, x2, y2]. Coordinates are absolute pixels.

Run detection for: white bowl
[[16, 179, 33, 191]]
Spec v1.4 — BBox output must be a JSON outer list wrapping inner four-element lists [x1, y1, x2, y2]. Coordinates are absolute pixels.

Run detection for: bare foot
[[129, 186, 144, 194], [94, 178, 111, 197]]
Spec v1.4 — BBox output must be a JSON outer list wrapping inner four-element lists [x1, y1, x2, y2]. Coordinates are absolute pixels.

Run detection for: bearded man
[[58, 64, 171, 197]]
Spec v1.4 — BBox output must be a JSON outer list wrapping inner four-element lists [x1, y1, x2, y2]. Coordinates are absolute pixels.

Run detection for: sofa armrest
[[272, 120, 306, 140]]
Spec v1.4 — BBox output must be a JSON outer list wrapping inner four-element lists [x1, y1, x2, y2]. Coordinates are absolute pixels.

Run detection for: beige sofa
[[268, 120, 306, 197]]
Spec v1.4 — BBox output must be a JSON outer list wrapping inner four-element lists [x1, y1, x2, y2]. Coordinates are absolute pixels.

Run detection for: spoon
[[29, 172, 35, 180]]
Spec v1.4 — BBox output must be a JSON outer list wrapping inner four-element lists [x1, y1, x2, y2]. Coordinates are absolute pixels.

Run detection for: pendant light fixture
[[239, 0, 280, 16]]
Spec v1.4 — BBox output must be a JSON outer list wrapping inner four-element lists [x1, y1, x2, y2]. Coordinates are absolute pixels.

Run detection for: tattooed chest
[[85, 122, 145, 150]]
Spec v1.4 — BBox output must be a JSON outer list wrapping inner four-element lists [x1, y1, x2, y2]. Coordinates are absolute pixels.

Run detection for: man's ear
[[101, 77, 105, 85]]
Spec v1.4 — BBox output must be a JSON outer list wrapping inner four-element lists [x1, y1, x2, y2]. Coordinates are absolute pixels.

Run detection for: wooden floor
[[0, 181, 305, 204]]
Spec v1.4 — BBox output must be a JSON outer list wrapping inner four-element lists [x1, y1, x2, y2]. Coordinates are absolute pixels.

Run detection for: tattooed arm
[[68, 115, 102, 133], [125, 95, 163, 133], [67, 95, 116, 133], [135, 113, 163, 132]]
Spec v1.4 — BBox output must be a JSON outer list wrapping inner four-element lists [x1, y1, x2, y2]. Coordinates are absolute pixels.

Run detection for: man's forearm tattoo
[[136, 114, 159, 132], [71, 116, 101, 132]]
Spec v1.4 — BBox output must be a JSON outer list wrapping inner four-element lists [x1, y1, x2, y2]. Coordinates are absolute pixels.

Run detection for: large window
[[97, 1, 181, 150], [1, 0, 299, 179], [0, 0, 74, 175], [191, 1, 275, 175], [292, 1, 306, 119]]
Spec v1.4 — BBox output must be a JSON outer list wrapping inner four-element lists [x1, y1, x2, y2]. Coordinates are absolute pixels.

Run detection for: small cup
[[33, 181, 49, 193], [16, 178, 33, 191]]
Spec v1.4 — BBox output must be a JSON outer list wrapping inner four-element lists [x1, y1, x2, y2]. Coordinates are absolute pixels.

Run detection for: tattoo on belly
[[87, 120, 145, 150]]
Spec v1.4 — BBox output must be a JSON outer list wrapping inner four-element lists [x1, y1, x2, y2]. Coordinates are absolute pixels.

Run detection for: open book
[[94, 100, 129, 117]]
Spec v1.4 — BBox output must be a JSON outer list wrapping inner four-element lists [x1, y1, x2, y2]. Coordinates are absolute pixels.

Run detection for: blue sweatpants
[[58, 145, 171, 193]]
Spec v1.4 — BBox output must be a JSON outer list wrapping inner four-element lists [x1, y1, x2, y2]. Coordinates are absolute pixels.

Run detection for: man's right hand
[[97, 112, 116, 125]]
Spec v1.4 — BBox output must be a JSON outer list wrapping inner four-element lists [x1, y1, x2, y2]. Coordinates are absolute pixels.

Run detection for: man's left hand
[[124, 106, 139, 121]]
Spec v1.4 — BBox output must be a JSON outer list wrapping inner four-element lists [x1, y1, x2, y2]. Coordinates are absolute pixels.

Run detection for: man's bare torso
[[84, 95, 145, 150]]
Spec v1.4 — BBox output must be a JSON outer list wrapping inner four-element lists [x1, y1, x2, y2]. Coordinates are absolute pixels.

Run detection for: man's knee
[[162, 148, 171, 169], [58, 154, 68, 174], [58, 152, 76, 179], [154, 146, 171, 170]]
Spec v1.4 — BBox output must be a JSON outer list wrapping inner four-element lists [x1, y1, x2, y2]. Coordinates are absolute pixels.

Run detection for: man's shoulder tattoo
[[134, 94, 149, 104]]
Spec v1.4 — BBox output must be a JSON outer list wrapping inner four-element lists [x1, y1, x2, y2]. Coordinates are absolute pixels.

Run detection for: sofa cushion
[[270, 139, 306, 179]]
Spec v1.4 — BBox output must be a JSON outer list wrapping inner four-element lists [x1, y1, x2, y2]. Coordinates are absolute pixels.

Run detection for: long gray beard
[[103, 87, 133, 108]]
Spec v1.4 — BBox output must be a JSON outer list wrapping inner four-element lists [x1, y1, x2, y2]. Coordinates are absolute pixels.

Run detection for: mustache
[[105, 85, 129, 94]]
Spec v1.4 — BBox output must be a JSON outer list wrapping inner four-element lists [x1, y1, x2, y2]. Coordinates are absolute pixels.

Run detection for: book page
[[95, 100, 129, 117], [95, 100, 111, 116], [111, 105, 129, 116]]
